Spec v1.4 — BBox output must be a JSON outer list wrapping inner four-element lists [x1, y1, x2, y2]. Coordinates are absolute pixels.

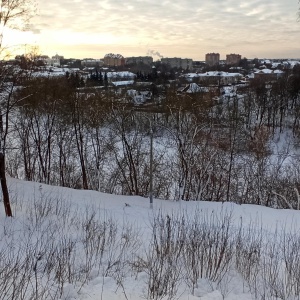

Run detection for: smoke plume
[[147, 50, 164, 58]]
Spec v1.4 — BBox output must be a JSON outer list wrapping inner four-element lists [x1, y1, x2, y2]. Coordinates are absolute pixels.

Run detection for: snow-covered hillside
[[2, 178, 300, 300]]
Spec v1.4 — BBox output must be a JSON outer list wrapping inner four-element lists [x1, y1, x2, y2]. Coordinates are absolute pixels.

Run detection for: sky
[[4, 0, 300, 61]]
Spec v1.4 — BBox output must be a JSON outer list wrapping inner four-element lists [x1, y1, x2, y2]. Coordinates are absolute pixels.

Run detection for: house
[[177, 83, 209, 94], [127, 89, 152, 105], [254, 69, 284, 81], [182, 71, 243, 85]]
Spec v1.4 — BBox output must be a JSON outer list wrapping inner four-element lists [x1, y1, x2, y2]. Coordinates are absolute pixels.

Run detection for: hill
[[1, 177, 300, 299]]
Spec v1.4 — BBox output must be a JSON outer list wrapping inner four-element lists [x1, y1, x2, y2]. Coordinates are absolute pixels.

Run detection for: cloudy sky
[[5, 0, 300, 60]]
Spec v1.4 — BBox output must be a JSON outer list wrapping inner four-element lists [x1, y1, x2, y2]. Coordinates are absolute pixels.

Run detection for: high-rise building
[[104, 53, 125, 66], [205, 53, 220, 66], [161, 57, 193, 69], [226, 54, 241, 65]]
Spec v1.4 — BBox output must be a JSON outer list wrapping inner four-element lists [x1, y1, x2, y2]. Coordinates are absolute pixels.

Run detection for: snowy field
[[2, 177, 300, 300]]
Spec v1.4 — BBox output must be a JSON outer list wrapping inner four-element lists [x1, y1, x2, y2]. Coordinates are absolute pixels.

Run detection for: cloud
[[29, 0, 300, 59], [24, 24, 41, 34]]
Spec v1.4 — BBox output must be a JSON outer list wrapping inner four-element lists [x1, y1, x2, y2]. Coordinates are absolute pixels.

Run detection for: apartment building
[[205, 53, 220, 66], [125, 56, 153, 66], [103, 53, 125, 67], [226, 53, 241, 65], [161, 57, 193, 70]]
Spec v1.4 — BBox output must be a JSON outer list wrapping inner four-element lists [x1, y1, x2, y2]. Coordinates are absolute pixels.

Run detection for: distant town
[[8, 51, 300, 106], [11, 52, 300, 72]]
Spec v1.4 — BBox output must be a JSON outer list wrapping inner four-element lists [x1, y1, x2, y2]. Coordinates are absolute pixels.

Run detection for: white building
[[46, 54, 64, 66]]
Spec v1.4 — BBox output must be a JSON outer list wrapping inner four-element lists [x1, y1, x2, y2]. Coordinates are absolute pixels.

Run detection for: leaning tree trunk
[[0, 153, 12, 217], [0, 107, 12, 217]]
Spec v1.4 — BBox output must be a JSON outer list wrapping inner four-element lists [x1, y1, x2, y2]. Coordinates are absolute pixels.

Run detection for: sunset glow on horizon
[[5, 0, 300, 60]]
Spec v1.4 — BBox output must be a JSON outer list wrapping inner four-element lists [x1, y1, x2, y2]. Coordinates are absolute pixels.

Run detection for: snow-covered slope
[[2, 177, 300, 300]]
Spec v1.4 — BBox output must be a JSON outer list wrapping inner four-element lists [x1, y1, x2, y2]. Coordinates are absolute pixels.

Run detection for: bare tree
[[68, 91, 89, 190], [0, 0, 36, 216], [0, 0, 36, 52]]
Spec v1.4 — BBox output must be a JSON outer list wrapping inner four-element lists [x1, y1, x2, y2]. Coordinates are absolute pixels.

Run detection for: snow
[[106, 71, 136, 78], [221, 86, 237, 97], [183, 71, 243, 79], [31, 67, 78, 77], [127, 89, 152, 104], [3, 177, 300, 299], [282, 60, 300, 68], [111, 80, 134, 86], [178, 83, 209, 93], [254, 68, 284, 74]]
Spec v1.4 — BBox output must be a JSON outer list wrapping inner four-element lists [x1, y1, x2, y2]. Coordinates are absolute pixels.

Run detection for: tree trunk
[[0, 153, 12, 217]]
